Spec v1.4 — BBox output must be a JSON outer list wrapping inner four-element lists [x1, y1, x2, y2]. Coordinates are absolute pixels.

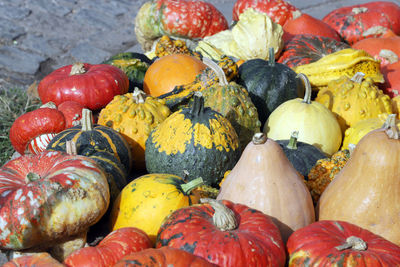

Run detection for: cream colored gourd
[[318, 114, 400, 246], [264, 74, 342, 155], [217, 132, 315, 243]]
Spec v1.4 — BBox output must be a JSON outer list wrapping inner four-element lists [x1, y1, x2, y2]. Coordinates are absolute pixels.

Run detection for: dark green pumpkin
[[237, 48, 305, 127], [145, 92, 240, 187], [102, 52, 152, 91], [276, 131, 327, 178]]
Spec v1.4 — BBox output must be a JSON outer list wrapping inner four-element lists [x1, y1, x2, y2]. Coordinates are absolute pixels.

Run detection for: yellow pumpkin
[[98, 89, 171, 169], [264, 74, 342, 155], [110, 173, 202, 244], [293, 48, 384, 89], [316, 72, 393, 132]]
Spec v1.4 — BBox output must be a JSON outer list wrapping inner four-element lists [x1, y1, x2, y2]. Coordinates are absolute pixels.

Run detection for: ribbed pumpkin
[[110, 173, 202, 244], [265, 74, 342, 155], [98, 89, 171, 169], [318, 114, 400, 245], [145, 92, 240, 187], [316, 72, 393, 132], [276, 131, 327, 178], [3, 253, 63, 267], [102, 52, 152, 91], [238, 48, 304, 127], [217, 132, 315, 243]]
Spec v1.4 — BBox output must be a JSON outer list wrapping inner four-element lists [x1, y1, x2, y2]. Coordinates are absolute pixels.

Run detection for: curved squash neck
[[298, 73, 312, 104]]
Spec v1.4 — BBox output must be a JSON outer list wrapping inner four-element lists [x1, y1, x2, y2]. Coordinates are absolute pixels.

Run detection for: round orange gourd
[[143, 54, 207, 97]]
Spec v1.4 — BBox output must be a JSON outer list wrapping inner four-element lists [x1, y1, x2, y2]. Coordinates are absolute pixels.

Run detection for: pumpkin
[[9, 102, 66, 155], [143, 54, 207, 97], [282, 13, 341, 43], [3, 253, 63, 267], [265, 74, 342, 155], [287, 220, 400, 266], [322, 1, 400, 45], [0, 149, 109, 250], [352, 34, 400, 67], [97, 88, 171, 169], [153, 35, 200, 59], [217, 133, 315, 243], [110, 173, 203, 243], [38, 62, 129, 111], [277, 34, 350, 68], [134, 0, 228, 52], [64, 227, 152, 267], [232, 0, 301, 26], [316, 72, 393, 132], [381, 61, 400, 97], [276, 131, 327, 178], [306, 149, 351, 205], [57, 101, 85, 128], [115, 247, 217, 267], [318, 114, 400, 245], [145, 92, 240, 187], [237, 48, 304, 127], [293, 48, 384, 89], [46, 109, 132, 175], [102, 52, 152, 92], [156, 199, 286, 266]]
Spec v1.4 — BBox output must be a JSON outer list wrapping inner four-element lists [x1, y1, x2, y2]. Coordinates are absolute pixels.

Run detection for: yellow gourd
[[264, 74, 342, 155], [98, 89, 171, 169], [316, 72, 393, 132], [293, 48, 384, 89], [110, 173, 202, 244]]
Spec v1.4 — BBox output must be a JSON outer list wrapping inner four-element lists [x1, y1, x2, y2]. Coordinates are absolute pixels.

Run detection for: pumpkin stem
[[335, 236, 367, 251], [132, 88, 146, 104], [81, 109, 93, 131], [25, 172, 41, 183], [252, 132, 268, 145], [298, 73, 312, 104], [268, 47, 275, 66], [200, 198, 238, 231], [191, 92, 205, 117], [382, 114, 399, 139], [202, 57, 228, 86], [66, 140, 78, 155], [350, 72, 365, 83], [287, 131, 299, 150], [180, 177, 204, 195], [70, 62, 87, 75], [40, 102, 57, 109]]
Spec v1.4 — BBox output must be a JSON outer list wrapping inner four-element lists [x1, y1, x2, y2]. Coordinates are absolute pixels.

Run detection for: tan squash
[[318, 114, 400, 246], [217, 132, 315, 243]]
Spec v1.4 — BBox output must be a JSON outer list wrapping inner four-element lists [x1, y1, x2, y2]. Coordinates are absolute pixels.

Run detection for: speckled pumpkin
[[110, 173, 202, 244], [98, 89, 171, 169], [145, 92, 240, 187], [316, 72, 393, 132]]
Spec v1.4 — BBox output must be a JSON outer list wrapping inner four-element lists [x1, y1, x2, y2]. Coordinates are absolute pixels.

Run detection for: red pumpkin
[[3, 253, 63, 267], [115, 247, 217, 267], [38, 63, 129, 111], [9, 102, 66, 155], [232, 0, 301, 26], [0, 150, 110, 250], [352, 35, 400, 67], [57, 101, 85, 128], [380, 61, 400, 97], [287, 220, 400, 266], [64, 227, 152, 267], [282, 13, 341, 43], [322, 1, 400, 45], [156, 199, 286, 267], [278, 34, 350, 68]]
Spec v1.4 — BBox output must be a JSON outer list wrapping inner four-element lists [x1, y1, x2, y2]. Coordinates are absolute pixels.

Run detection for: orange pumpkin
[[143, 54, 207, 97]]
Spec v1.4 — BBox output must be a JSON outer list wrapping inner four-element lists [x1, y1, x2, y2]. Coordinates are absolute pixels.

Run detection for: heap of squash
[[3, 0, 400, 266]]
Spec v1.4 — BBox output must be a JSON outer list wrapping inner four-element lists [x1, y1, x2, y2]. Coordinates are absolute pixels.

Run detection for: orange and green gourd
[[98, 88, 171, 169]]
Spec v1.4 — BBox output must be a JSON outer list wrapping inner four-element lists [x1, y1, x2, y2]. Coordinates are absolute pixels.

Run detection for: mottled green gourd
[[145, 92, 240, 187]]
